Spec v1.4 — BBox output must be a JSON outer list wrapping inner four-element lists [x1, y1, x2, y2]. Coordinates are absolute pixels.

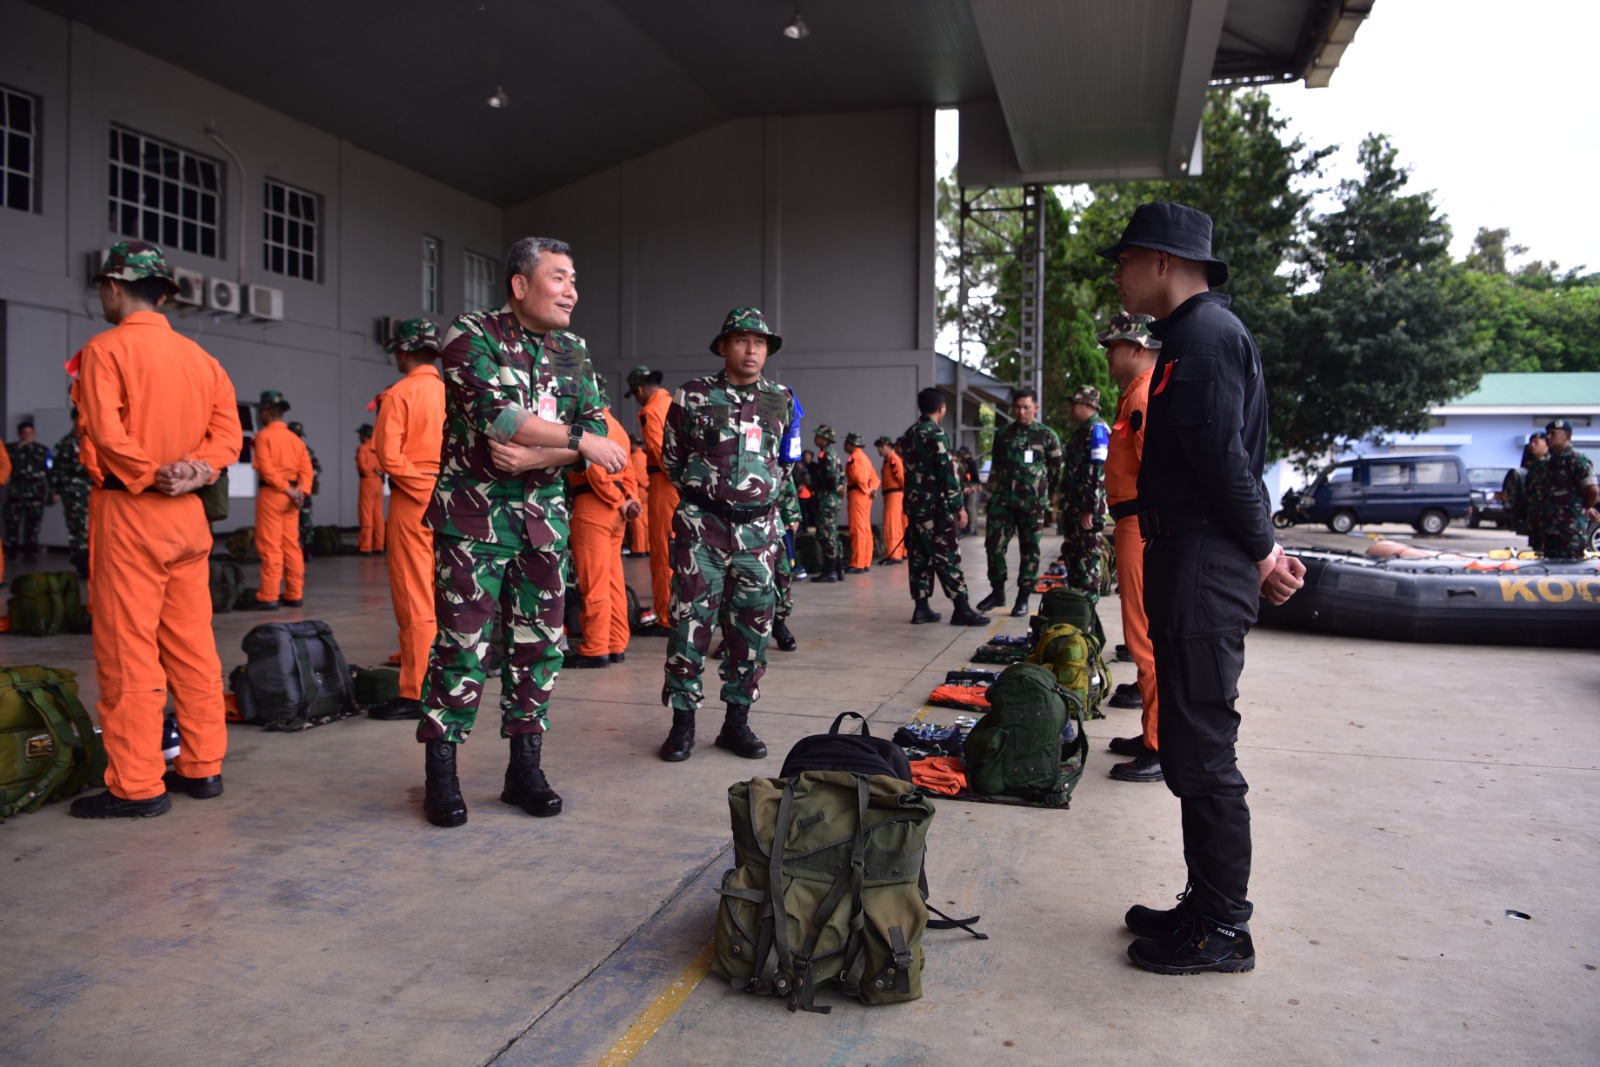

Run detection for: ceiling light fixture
[[783, 6, 809, 40], [487, 85, 509, 109]]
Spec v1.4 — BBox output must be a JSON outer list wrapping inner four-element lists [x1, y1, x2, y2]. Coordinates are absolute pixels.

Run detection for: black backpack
[[231, 621, 356, 730], [209, 557, 243, 614]]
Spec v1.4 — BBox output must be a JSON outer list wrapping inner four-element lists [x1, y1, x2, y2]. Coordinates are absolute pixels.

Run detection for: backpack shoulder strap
[[0, 668, 78, 817]]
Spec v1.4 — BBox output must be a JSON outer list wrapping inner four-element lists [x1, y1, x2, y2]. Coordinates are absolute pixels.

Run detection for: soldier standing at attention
[[4, 421, 50, 564], [415, 237, 625, 826], [875, 436, 906, 565], [628, 365, 677, 634], [808, 425, 844, 582], [975, 387, 1063, 617], [898, 388, 987, 627], [70, 241, 242, 817], [844, 431, 879, 572], [1058, 385, 1110, 600], [51, 410, 94, 577], [355, 423, 385, 555], [249, 392, 313, 609], [1102, 201, 1304, 974], [287, 421, 321, 551], [1530, 418, 1599, 560], [366, 318, 445, 722], [658, 308, 796, 763]]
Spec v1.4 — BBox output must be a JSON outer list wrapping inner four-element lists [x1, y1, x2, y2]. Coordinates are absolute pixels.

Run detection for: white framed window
[[108, 127, 223, 256], [422, 235, 440, 313], [464, 250, 496, 312], [263, 177, 320, 281], [1, 85, 38, 213]]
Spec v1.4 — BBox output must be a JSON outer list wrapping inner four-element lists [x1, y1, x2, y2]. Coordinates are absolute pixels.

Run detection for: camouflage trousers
[[906, 514, 969, 603], [299, 502, 314, 549], [984, 503, 1045, 593], [1537, 519, 1589, 561], [1059, 526, 1104, 602], [775, 542, 793, 621], [59, 488, 90, 551], [813, 496, 841, 562], [418, 533, 566, 744], [663, 534, 778, 712], [4, 498, 44, 549]]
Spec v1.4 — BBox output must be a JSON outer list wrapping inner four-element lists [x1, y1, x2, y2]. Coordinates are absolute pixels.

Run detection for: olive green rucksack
[[0, 666, 106, 819], [6, 572, 88, 637], [210, 556, 244, 614], [310, 525, 345, 557], [1026, 622, 1107, 720], [962, 662, 1087, 808]]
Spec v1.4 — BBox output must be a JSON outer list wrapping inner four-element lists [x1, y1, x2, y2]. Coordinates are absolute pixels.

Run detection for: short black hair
[[17, 420, 34, 433], [1013, 387, 1038, 404], [917, 387, 944, 416], [124, 277, 173, 307], [504, 237, 573, 299]]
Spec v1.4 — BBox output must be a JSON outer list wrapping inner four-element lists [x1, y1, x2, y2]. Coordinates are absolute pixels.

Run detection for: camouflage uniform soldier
[[659, 308, 797, 763], [287, 421, 321, 550], [415, 236, 627, 828], [51, 414, 93, 576], [898, 387, 987, 626], [1058, 384, 1109, 600], [809, 424, 844, 582], [4, 422, 50, 563], [1530, 418, 1599, 560], [771, 468, 801, 651], [976, 387, 1064, 617]]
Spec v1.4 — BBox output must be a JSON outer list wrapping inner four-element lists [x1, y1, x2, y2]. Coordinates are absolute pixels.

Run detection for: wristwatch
[[567, 424, 584, 451]]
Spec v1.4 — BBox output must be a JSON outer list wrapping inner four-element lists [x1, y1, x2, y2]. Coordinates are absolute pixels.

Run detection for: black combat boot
[[949, 597, 988, 626], [501, 732, 562, 817], [772, 618, 798, 651], [1127, 912, 1254, 975], [1010, 591, 1030, 617], [811, 557, 839, 583], [423, 741, 468, 827], [660, 709, 696, 762], [834, 558, 847, 581], [715, 703, 768, 759], [910, 597, 942, 624], [975, 587, 1005, 612]]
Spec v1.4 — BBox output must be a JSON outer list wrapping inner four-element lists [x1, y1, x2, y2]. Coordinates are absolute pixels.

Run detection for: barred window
[[464, 250, 496, 312], [108, 126, 222, 257], [263, 178, 320, 281], [422, 235, 440, 313], [1, 85, 38, 213]]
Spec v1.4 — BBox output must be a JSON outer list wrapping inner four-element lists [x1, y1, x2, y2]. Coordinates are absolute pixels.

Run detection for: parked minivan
[[1304, 453, 1472, 535]]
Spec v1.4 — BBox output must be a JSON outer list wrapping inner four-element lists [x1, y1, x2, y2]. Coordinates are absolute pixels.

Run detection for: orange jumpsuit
[[373, 363, 445, 701], [880, 449, 906, 561], [76, 309, 242, 800], [846, 447, 880, 569], [252, 420, 313, 603], [356, 438, 386, 552], [0, 444, 10, 584], [639, 388, 678, 630], [627, 445, 650, 554], [570, 409, 639, 658], [1106, 366, 1158, 750]]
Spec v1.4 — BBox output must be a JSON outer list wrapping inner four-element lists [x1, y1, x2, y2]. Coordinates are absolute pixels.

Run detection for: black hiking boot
[[1124, 888, 1195, 939], [1108, 683, 1143, 710], [1010, 591, 1030, 617], [660, 710, 696, 762], [162, 771, 224, 799], [368, 697, 424, 720], [910, 597, 942, 624], [975, 587, 1005, 612], [423, 741, 468, 827], [834, 559, 847, 581], [811, 558, 839, 583], [949, 598, 988, 626], [714, 703, 767, 759], [69, 790, 171, 819], [1127, 912, 1255, 975], [772, 618, 798, 651], [501, 733, 562, 817]]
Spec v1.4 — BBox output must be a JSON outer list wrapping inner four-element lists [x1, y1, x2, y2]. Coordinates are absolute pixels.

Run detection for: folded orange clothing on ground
[[927, 684, 990, 711], [911, 756, 967, 796]]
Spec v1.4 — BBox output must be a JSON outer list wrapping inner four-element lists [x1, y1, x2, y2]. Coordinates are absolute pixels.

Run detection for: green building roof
[[1447, 372, 1600, 407]]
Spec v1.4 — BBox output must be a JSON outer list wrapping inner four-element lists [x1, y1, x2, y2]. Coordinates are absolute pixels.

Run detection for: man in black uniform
[[1101, 202, 1304, 976]]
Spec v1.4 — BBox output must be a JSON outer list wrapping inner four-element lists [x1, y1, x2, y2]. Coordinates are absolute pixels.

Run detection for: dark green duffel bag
[[1, 666, 106, 819], [311, 525, 345, 557], [7, 572, 87, 637], [352, 666, 401, 707], [210, 556, 244, 614]]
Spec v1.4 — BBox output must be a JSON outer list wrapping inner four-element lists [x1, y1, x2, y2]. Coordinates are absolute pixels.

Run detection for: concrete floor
[[2, 526, 1597, 1066]]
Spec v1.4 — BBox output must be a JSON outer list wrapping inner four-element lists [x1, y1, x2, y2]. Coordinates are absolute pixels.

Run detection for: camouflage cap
[[1546, 418, 1575, 434], [813, 423, 836, 444], [709, 307, 783, 356], [384, 318, 440, 355], [874, 435, 893, 447], [93, 240, 179, 294], [627, 364, 664, 390], [1070, 385, 1102, 408], [260, 390, 291, 412], [357, 423, 374, 437], [287, 421, 305, 436], [1096, 312, 1162, 350], [844, 432, 864, 448]]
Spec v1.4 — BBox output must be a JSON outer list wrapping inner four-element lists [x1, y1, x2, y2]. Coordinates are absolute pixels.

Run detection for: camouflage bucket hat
[[357, 423, 374, 437], [384, 319, 440, 354], [1071, 385, 1102, 408], [627, 364, 663, 390], [813, 423, 836, 444], [93, 240, 179, 294], [1096, 312, 1162, 350], [844, 432, 864, 448], [709, 307, 783, 356], [260, 390, 291, 412]]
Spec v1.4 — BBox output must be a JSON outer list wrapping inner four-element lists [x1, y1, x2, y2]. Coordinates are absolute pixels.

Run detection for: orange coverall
[[252, 420, 314, 603], [880, 449, 906, 561], [1106, 365, 1158, 750], [356, 437, 386, 552], [570, 409, 638, 658], [627, 444, 650, 554], [373, 363, 444, 701], [0, 444, 10, 584], [639, 388, 678, 629], [77, 310, 242, 800], [846, 447, 880, 568]]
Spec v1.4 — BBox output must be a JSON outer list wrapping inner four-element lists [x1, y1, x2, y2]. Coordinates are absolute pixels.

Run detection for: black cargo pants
[[1143, 526, 1259, 926]]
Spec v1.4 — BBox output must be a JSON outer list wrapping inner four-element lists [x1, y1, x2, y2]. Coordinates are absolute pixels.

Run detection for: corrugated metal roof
[[1446, 373, 1600, 407]]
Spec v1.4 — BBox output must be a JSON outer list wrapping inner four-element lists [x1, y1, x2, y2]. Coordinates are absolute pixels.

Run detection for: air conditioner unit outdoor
[[375, 316, 400, 346], [246, 284, 284, 322], [172, 267, 205, 308], [206, 278, 241, 315]]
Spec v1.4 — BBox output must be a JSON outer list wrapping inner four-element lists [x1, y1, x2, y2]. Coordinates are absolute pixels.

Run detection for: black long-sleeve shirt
[[1136, 291, 1275, 562]]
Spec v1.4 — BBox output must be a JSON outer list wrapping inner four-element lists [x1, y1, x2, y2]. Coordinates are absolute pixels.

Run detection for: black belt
[[102, 473, 129, 491], [647, 465, 662, 475], [1138, 506, 1217, 539], [1109, 499, 1140, 521], [682, 487, 776, 525], [882, 488, 902, 495], [570, 483, 593, 497]]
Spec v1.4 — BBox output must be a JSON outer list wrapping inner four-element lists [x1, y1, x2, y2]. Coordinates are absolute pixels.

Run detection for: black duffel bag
[[232, 620, 356, 730]]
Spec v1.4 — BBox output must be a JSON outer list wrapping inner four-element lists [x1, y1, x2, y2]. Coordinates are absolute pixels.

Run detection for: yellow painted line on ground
[[596, 940, 715, 1066], [912, 614, 1008, 723]]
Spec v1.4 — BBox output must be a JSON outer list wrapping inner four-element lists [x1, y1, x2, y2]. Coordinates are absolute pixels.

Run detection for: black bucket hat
[[1098, 202, 1229, 287]]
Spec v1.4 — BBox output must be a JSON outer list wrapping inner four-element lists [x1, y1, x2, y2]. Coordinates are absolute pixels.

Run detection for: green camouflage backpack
[[962, 662, 1087, 807], [1, 666, 106, 819], [1026, 621, 1107, 720]]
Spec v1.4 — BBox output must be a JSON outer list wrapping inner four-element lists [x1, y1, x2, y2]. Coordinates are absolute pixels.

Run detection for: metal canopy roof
[[32, 0, 1367, 205]]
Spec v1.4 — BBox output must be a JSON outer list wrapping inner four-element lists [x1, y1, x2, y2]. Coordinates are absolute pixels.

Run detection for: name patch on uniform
[[538, 394, 559, 422], [1024, 448, 1034, 464]]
